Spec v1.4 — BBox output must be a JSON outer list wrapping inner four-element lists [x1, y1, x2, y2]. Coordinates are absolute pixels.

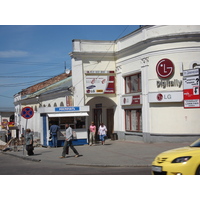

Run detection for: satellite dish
[[65, 69, 70, 74]]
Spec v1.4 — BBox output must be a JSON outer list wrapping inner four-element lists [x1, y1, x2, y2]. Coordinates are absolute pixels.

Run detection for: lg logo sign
[[156, 59, 174, 79]]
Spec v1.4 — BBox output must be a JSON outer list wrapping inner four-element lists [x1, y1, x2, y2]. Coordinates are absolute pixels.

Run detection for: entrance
[[93, 108, 102, 140], [93, 108, 102, 130], [87, 96, 116, 139]]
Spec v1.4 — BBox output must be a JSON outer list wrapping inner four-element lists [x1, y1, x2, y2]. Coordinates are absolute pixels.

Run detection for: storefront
[[39, 106, 89, 146]]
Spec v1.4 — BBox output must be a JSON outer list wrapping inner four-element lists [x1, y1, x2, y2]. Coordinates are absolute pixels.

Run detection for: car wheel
[[195, 165, 200, 175]]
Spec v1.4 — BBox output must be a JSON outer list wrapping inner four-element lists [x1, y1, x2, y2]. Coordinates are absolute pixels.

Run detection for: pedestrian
[[25, 129, 34, 156], [60, 124, 79, 158], [50, 123, 60, 147], [7, 130, 12, 143], [89, 122, 96, 146], [98, 123, 107, 145]]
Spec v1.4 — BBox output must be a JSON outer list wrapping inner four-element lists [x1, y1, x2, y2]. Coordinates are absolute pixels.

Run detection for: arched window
[[60, 102, 64, 106], [54, 103, 57, 107]]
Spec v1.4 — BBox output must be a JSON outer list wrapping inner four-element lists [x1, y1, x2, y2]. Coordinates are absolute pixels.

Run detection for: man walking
[[50, 123, 60, 147], [60, 124, 79, 158]]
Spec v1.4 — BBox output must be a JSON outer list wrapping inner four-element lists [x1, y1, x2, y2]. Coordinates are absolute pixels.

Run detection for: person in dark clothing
[[50, 124, 60, 147], [25, 129, 34, 156]]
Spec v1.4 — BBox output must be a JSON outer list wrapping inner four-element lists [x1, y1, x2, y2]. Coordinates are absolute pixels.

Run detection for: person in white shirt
[[60, 124, 79, 158], [98, 123, 107, 145]]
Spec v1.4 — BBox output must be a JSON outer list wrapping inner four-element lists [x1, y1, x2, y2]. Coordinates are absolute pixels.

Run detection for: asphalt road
[[0, 153, 151, 175]]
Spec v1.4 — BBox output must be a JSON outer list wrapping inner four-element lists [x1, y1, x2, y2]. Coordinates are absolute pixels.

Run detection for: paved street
[[0, 139, 192, 175], [0, 153, 151, 175]]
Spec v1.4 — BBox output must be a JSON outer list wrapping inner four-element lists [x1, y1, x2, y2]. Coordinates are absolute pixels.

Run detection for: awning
[[48, 112, 88, 117]]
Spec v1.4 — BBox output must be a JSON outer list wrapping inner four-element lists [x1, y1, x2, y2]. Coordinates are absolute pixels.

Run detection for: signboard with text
[[85, 71, 115, 94], [183, 69, 200, 108]]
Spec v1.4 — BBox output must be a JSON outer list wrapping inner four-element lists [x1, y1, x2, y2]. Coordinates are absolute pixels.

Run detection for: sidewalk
[[2, 140, 191, 167]]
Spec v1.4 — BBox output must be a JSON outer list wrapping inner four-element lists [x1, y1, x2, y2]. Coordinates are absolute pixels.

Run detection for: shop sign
[[157, 79, 182, 89], [183, 68, 200, 77], [156, 58, 182, 89], [85, 71, 115, 94], [55, 107, 80, 112], [183, 69, 200, 108], [156, 59, 175, 79], [148, 91, 183, 103], [1, 119, 8, 128], [121, 95, 141, 105]]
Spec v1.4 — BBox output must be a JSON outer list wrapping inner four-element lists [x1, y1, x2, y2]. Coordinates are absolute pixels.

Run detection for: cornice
[[69, 32, 200, 62], [116, 33, 200, 59]]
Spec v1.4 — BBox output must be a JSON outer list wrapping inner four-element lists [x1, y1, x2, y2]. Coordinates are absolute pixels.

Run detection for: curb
[[2, 152, 41, 162], [65, 163, 151, 168]]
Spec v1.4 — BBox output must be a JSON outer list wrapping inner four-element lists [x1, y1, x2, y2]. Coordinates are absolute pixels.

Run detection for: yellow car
[[152, 139, 200, 175]]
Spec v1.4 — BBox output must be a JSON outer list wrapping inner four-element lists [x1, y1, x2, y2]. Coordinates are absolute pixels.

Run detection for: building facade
[[70, 25, 200, 143], [14, 72, 89, 146]]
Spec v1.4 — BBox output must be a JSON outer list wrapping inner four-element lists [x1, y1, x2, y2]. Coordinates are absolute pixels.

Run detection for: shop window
[[125, 73, 141, 94], [125, 109, 142, 132], [49, 116, 86, 130]]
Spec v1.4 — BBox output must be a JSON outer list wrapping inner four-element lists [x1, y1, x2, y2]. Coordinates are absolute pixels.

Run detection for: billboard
[[85, 71, 115, 94]]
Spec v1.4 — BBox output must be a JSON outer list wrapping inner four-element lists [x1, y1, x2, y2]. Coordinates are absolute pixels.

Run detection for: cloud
[[0, 50, 29, 58]]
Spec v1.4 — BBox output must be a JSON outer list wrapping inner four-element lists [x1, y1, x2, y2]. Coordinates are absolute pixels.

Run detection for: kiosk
[[39, 106, 89, 146]]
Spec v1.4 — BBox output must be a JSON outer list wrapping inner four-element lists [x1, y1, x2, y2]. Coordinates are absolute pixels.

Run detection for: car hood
[[155, 146, 200, 162]]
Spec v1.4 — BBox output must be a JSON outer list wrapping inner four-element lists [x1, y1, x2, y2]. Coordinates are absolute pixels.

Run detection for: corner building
[[70, 25, 200, 143]]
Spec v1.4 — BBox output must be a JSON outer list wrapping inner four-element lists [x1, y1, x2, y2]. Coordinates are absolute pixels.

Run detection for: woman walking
[[89, 122, 96, 146], [98, 123, 107, 145]]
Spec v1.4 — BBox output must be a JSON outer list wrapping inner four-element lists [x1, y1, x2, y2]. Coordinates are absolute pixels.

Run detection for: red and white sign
[[156, 59, 175, 79], [85, 72, 115, 94], [121, 95, 141, 105], [183, 69, 200, 108], [149, 91, 183, 103]]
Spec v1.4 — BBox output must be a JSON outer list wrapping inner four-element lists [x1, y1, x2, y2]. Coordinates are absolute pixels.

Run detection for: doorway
[[107, 109, 114, 138], [93, 108, 102, 132]]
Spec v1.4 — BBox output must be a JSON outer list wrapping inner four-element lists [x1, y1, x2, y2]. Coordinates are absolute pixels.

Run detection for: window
[[49, 117, 86, 130], [125, 109, 142, 132], [125, 73, 141, 93]]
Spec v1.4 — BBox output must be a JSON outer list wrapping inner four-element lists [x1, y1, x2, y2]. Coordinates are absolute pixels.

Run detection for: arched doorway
[[86, 96, 116, 138]]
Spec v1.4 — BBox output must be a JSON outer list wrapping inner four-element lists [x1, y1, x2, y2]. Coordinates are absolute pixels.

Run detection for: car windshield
[[190, 139, 200, 147]]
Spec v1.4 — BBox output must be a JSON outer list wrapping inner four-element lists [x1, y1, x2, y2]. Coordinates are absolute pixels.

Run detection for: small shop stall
[[39, 106, 89, 146]]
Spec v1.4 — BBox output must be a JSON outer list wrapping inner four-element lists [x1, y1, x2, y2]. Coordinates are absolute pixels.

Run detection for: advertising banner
[[183, 69, 200, 108], [85, 71, 115, 94]]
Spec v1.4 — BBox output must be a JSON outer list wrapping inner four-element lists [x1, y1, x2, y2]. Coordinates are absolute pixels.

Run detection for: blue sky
[[0, 25, 140, 108]]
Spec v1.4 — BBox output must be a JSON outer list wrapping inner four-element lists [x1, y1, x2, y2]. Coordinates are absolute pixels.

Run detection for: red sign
[[122, 95, 141, 105], [132, 95, 141, 104], [21, 107, 34, 119], [156, 59, 174, 79]]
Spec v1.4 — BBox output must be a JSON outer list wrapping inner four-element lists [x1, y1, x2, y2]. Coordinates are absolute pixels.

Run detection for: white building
[[70, 25, 200, 143], [14, 73, 89, 146]]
